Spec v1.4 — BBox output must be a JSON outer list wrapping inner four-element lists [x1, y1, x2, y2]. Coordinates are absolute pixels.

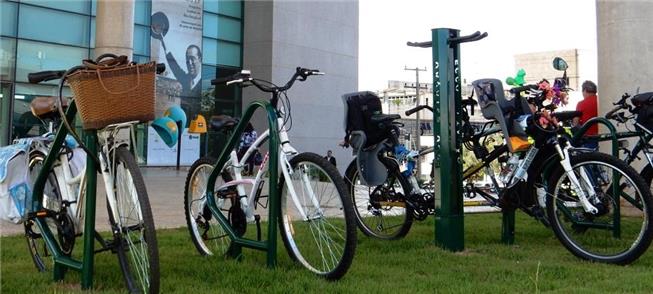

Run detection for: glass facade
[[0, 0, 244, 163]]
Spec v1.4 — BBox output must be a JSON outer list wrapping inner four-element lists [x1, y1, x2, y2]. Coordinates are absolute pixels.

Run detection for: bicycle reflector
[[152, 116, 178, 147]]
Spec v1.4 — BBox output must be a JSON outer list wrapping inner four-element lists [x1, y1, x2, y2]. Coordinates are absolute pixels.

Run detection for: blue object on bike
[[402, 160, 416, 178], [164, 105, 187, 129], [152, 117, 179, 147], [394, 144, 409, 161]]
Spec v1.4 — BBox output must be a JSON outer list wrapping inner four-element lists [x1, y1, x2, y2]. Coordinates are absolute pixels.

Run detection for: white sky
[[358, 0, 598, 91]]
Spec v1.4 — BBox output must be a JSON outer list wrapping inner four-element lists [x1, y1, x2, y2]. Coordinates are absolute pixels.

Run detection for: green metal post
[[501, 209, 515, 244], [433, 28, 464, 251], [570, 117, 621, 237], [205, 101, 279, 266], [80, 130, 97, 289]]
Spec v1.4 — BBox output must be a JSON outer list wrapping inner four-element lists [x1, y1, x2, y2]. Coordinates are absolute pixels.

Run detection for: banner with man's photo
[[149, 0, 203, 165]]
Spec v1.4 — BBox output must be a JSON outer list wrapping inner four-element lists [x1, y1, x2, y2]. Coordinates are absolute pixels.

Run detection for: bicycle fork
[[555, 143, 599, 214], [279, 152, 323, 221]]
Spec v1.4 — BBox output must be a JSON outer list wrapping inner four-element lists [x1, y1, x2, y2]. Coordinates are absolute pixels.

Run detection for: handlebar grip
[[509, 84, 539, 94], [406, 41, 433, 48], [405, 105, 433, 116], [156, 63, 166, 74], [211, 76, 231, 85], [28, 70, 66, 84]]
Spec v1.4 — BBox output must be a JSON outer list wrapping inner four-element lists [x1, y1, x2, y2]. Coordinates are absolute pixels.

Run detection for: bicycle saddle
[[30, 96, 68, 120], [209, 115, 239, 132], [370, 114, 401, 125]]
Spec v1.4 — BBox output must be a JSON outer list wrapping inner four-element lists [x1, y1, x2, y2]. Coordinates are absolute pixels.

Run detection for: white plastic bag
[[0, 145, 31, 224]]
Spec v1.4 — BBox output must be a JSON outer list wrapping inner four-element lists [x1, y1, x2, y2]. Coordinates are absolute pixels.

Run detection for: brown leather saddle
[[30, 96, 68, 120]]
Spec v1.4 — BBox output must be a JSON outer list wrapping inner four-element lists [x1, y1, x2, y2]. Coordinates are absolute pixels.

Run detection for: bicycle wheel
[[184, 156, 240, 256], [279, 152, 356, 280], [546, 152, 653, 264], [24, 152, 71, 272], [108, 147, 159, 293], [344, 159, 413, 240]]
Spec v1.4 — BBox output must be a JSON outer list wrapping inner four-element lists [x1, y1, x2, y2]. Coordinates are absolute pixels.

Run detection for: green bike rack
[[412, 28, 514, 250], [205, 100, 280, 267], [431, 28, 465, 251], [31, 102, 99, 289], [570, 117, 626, 238]]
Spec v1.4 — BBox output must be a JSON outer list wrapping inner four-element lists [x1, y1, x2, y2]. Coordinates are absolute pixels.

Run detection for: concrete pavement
[[0, 167, 190, 236]]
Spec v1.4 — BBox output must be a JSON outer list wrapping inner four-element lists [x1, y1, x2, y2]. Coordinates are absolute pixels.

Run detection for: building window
[[18, 5, 91, 47], [1, 37, 16, 81], [15, 40, 88, 84], [1, 1, 18, 37]]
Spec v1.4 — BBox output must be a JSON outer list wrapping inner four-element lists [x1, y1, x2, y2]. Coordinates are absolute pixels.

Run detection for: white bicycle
[[184, 68, 357, 280], [25, 63, 160, 293]]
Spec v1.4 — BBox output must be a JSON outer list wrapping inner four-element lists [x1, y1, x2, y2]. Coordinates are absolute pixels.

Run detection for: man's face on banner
[[186, 46, 201, 78]]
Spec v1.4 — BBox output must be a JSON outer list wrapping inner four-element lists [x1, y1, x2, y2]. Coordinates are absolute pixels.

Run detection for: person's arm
[[166, 52, 185, 82]]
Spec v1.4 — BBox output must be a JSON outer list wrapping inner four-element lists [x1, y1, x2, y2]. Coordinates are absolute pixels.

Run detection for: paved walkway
[[1, 167, 190, 236]]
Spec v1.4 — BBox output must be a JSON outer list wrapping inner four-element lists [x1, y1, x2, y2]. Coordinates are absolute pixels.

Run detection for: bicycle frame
[[30, 101, 141, 289], [204, 100, 282, 266]]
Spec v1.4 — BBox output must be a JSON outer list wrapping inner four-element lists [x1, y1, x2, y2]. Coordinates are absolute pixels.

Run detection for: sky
[[358, 0, 598, 91]]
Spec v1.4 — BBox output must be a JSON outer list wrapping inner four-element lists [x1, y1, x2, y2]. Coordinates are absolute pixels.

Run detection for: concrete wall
[[243, 0, 359, 172], [514, 49, 579, 89]]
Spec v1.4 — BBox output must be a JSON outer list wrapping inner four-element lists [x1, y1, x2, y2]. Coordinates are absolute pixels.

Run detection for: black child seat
[[342, 91, 400, 186], [472, 78, 533, 152], [342, 91, 399, 150], [632, 92, 653, 132]]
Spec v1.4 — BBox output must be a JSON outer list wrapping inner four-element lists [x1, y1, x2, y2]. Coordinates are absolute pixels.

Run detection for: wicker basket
[[67, 61, 156, 130]]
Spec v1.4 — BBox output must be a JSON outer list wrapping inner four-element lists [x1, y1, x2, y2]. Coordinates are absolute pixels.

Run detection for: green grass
[[2, 213, 653, 293]]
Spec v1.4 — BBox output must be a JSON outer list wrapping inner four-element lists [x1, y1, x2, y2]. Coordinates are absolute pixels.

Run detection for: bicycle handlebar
[[509, 84, 539, 94], [28, 63, 166, 84], [605, 93, 632, 119], [211, 67, 323, 93], [28, 70, 67, 84]]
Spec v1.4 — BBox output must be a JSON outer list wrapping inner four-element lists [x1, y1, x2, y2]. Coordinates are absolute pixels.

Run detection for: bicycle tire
[[344, 159, 413, 240], [184, 156, 238, 256], [546, 152, 653, 265], [278, 152, 356, 280], [24, 151, 69, 272], [640, 164, 653, 192], [108, 147, 159, 293]]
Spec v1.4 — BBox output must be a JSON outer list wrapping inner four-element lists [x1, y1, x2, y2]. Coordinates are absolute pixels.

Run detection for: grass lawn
[[2, 213, 653, 293]]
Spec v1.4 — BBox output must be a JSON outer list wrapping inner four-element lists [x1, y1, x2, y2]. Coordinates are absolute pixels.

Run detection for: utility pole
[[404, 66, 427, 179]]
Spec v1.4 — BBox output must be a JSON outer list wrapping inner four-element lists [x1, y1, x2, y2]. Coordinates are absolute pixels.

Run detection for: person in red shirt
[[573, 80, 599, 148]]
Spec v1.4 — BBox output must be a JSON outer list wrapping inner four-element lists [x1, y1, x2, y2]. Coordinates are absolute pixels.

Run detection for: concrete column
[[243, 1, 359, 173], [597, 1, 653, 116], [597, 1, 653, 167], [95, 0, 135, 58]]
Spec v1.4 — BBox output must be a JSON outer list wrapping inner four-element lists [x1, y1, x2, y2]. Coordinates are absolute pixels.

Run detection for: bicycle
[[24, 55, 162, 292], [582, 91, 653, 187], [345, 77, 653, 264], [184, 67, 357, 280]]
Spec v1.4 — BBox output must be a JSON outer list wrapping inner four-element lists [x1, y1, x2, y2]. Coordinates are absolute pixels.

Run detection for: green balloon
[[506, 77, 516, 86], [514, 69, 526, 86]]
